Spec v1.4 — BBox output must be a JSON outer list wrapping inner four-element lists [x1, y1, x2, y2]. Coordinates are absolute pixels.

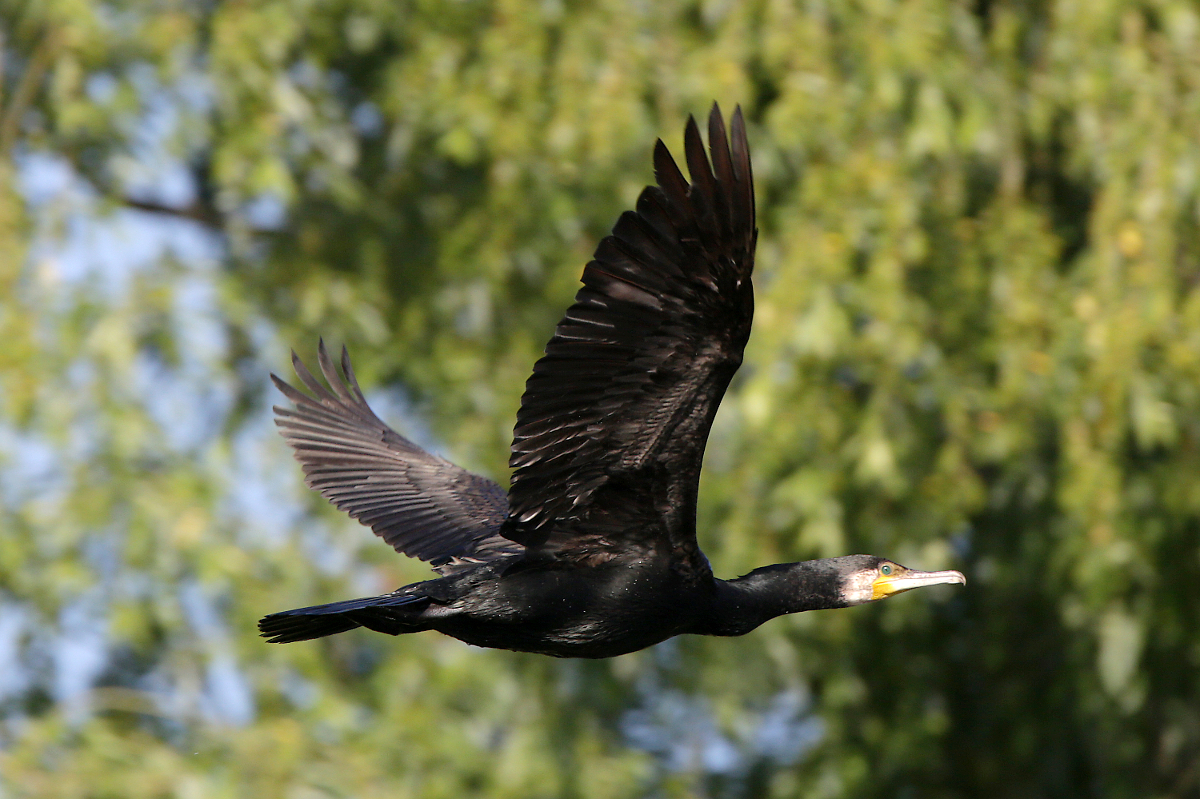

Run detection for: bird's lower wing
[[273, 342, 521, 572]]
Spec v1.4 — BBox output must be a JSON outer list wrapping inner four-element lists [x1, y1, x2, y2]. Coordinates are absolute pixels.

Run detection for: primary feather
[[272, 342, 520, 573]]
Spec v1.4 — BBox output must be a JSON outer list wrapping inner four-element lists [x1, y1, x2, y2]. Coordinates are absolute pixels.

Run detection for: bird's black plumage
[[271, 345, 519, 572], [259, 105, 964, 657]]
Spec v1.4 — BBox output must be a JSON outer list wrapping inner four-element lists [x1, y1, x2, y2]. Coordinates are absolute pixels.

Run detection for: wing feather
[[274, 341, 521, 572], [504, 104, 757, 576]]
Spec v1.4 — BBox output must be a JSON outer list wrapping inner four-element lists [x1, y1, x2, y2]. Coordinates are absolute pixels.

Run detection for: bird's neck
[[701, 561, 848, 637]]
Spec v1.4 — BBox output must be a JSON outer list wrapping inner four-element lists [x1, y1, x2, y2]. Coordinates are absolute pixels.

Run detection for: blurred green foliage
[[2, 0, 1200, 796]]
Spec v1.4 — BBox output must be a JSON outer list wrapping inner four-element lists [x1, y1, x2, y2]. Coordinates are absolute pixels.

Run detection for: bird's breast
[[432, 561, 710, 658]]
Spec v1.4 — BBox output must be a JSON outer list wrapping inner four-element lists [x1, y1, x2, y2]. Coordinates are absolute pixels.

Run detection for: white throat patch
[[839, 570, 878, 606]]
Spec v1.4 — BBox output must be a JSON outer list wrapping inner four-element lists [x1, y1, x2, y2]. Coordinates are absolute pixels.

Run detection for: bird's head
[[835, 555, 966, 606]]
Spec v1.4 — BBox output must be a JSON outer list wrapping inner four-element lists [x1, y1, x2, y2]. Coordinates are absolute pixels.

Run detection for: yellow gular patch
[[870, 574, 901, 601]]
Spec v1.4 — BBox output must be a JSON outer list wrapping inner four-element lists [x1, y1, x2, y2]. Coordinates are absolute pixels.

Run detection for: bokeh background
[[2, 0, 1200, 796]]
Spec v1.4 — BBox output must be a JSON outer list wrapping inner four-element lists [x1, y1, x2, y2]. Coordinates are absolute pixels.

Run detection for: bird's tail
[[258, 593, 431, 644]]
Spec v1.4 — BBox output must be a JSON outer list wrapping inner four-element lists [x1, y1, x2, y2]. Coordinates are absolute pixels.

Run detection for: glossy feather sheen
[[506, 105, 756, 575]]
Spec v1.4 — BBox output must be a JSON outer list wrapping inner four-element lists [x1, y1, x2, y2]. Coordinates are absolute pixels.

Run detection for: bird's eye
[[880, 564, 893, 576]]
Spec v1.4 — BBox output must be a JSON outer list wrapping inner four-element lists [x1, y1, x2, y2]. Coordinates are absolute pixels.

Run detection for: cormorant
[[258, 105, 965, 658]]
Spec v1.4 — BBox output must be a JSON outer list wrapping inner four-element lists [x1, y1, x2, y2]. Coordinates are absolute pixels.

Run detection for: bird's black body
[[262, 552, 874, 658], [259, 106, 964, 657]]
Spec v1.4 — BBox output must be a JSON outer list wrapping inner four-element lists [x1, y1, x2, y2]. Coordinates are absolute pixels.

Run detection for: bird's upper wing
[[504, 104, 757, 574], [273, 342, 522, 573]]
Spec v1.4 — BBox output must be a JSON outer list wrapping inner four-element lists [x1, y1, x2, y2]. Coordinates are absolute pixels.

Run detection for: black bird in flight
[[259, 105, 965, 658]]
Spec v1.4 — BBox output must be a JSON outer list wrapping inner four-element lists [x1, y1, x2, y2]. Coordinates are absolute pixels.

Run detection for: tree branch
[[0, 27, 63, 158]]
